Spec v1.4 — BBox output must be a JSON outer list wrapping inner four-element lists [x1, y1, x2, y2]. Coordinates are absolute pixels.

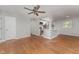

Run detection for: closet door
[[0, 16, 2, 40], [5, 16, 16, 40]]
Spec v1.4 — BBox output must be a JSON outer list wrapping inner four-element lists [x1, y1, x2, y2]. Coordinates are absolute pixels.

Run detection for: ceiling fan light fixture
[[24, 5, 46, 16]]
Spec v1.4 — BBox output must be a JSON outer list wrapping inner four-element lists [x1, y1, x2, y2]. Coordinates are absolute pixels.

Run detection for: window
[[63, 20, 72, 29]]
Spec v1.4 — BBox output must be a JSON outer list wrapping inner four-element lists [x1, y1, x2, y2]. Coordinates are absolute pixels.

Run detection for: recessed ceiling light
[[66, 16, 70, 18]]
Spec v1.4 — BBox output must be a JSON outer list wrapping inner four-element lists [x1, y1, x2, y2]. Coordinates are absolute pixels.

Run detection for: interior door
[[5, 16, 16, 40]]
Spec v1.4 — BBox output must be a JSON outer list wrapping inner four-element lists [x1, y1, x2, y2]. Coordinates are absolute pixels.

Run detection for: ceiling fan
[[24, 5, 46, 16]]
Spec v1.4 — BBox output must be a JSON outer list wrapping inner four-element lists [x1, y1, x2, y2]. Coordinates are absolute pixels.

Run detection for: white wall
[[55, 17, 79, 36], [31, 17, 40, 36], [16, 15, 31, 38]]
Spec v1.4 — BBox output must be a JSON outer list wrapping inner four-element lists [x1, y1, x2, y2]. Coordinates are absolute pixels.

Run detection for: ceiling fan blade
[[28, 12, 33, 14], [36, 5, 40, 10], [33, 5, 40, 11], [38, 11, 46, 13], [35, 13, 39, 16], [24, 7, 33, 11]]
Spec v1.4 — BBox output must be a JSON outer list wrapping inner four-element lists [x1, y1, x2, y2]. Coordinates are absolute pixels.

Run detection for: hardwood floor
[[0, 34, 79, 54]]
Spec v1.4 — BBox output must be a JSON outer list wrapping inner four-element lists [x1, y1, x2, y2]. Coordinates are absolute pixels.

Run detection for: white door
[[5, 16, 16, 40]]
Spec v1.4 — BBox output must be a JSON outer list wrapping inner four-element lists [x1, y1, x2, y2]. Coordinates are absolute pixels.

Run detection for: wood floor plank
[[0, 34, 79, 54]]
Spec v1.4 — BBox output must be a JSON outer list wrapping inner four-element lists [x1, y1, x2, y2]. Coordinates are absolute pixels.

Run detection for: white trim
[[0, 35, 31, 43], [15, 35, 31, 39], [61, 34, 79, 37]]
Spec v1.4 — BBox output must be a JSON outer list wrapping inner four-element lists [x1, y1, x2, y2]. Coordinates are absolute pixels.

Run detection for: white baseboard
[[0, 35, 31, 43], [15, 35, 31, 39], [61, 34, 79, 37]]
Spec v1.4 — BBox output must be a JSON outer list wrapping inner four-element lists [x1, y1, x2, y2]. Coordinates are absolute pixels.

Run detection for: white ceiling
[[0, 5, 79, 19]]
